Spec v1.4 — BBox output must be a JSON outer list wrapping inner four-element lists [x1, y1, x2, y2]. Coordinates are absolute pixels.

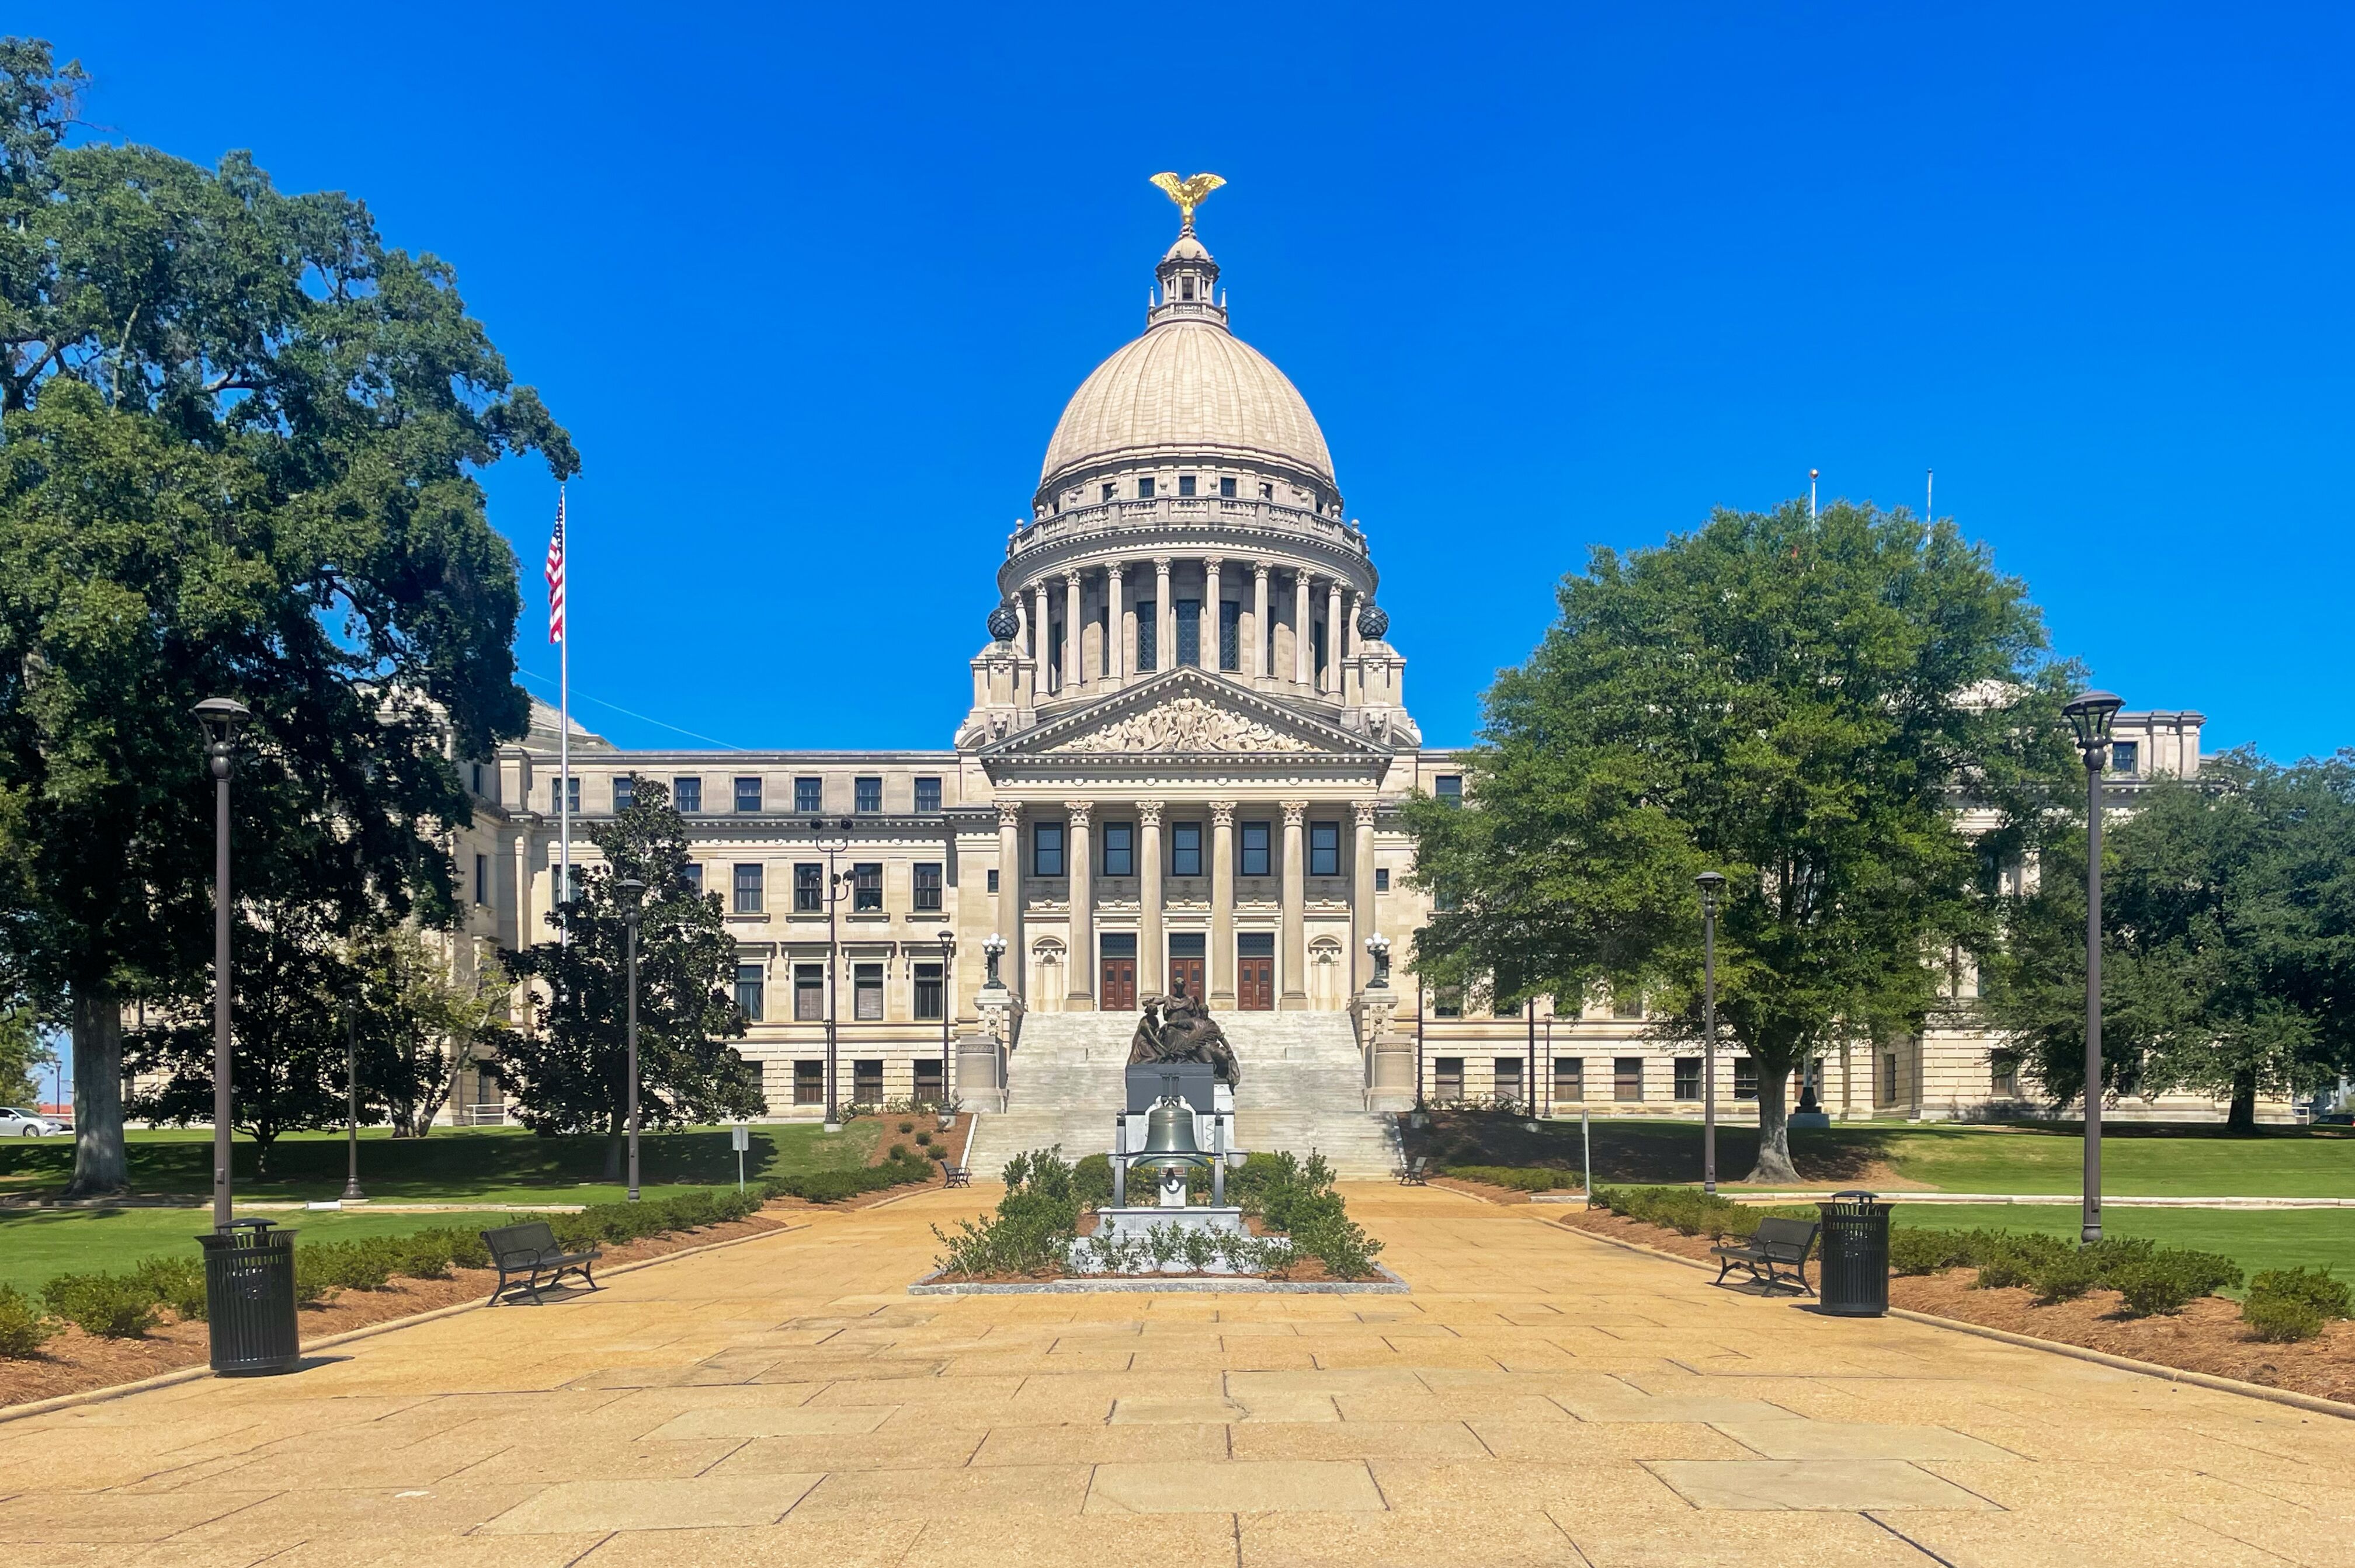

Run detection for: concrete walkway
[[1, 1184, 2348, 1566]]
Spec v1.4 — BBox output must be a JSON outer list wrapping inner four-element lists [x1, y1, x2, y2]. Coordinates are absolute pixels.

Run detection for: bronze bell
[[1136, 1096, 1208, 1171]]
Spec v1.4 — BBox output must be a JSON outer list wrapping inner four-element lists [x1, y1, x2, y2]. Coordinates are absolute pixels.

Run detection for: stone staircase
[[963, 1010, 1400, 1180]]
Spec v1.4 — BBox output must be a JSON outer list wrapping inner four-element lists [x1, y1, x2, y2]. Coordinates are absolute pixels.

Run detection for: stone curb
[[909, 1263, 1411, 1296], [1541, 1212, 2355, 1424], [0, 1216, 812, 1428]]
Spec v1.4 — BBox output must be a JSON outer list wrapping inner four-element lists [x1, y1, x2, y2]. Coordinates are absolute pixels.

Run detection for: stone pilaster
[[1139, 799, 1165, 996], [1154, 557, 1173, 675], [1210, 799, 1236, 1008], [1251, 561, 1271, 682], [1280, 799, 1308, 1010], [1030, 581, 1051, 689], [1062, 569, 1083, 693], [1325, 579, 1343, 692], [1292, 572, 1312, 686], [1204, 556, 1224, 673], [1106, 564, 1126, 683], [1352, 799, 1378, 993], [1064, 801, 1093, 1009]]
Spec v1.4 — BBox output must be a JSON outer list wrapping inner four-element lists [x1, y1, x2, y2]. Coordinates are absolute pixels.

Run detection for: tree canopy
[[0, 40, 574, 1191], [1984, 752, 2355, 1129], [1405, 499, 2072, 1180]]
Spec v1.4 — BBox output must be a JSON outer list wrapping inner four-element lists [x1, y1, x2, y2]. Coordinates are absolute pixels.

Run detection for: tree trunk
[[64, 988, 128, 1197], [2227, 1070, 2258, 1134], [1744, 1059, 1800, 1184]]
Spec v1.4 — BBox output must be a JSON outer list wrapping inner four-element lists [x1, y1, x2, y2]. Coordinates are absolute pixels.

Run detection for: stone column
[[1292, 572, 1312, 686], [511, 829, 534, 957], [1203, 556, 1224, 675], [996, 802, 1023, 1002], [1030, 581, 1051, 687], [1352, 799, 1378, 993], [1154, 557, 1173, 675], [1062, 570, 1083, 693], [1325, 579, 1343, 692], [1280, 800, 1309, 1010], [1064, 801, 1093, 1009], [1251, 561, 1271, 680], [1210, 799, 1237, 1008], [1106, 564, 1126, 684], [1138, 799, 1165, 995]]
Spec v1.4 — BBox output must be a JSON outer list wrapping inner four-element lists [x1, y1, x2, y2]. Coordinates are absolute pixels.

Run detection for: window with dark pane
[[1308, 820, 1340, 876], [914, 962, 943, 1021], [855, 776, 882, 814], [732, 863, 763, 913], [734, 964, 764, 1021], [1102, 822, 1133, 877], [1033, 822, 1064, 877], [1239, 820, 1270, 877], [852, 862, 882, 912], [913, 863, 943, 912], [794, 863, 821, 913], [1170, 820, 1201, 877], [1175, 598, 1200, 666], [794, 776, 822, 813], [673, 776, 701, 813]]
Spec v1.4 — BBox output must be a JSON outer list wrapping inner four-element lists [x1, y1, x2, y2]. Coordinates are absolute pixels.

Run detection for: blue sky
[[30, 3, 2355, 758]]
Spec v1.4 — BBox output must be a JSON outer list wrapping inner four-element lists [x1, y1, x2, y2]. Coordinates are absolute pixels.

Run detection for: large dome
[[1037, 320, 1336, 495]]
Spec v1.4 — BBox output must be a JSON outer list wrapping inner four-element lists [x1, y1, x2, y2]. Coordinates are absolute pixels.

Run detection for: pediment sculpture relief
[[1050, 696, 1319, 755]]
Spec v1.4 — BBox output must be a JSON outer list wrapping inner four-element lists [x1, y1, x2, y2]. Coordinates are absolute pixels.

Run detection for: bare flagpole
[[547, 487, 571, 947]]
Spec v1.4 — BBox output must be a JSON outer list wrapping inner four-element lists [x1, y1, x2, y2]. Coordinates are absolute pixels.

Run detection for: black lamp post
[[936, 928, 955, 1110], [1364, 932, 1392, 989], [1696, 870, 1727, 1197], [617, 875, 645, 1203], [341, 1002, 365, 1202], [194, 697, 251, 1232], [2062, 689, 2124, 1246], [982, 931, 1006, 989], [825, 844, 856, 1127]]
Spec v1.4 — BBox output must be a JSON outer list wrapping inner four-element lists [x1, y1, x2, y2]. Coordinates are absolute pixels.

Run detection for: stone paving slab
[[3, 1183, 2348, 1565]]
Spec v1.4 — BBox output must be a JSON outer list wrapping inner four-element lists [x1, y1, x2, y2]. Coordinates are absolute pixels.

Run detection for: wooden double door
[[1100, 934, 1137, 1011], [1167, 934, 1206, 1001], [1237, 933, 1276, 1011]]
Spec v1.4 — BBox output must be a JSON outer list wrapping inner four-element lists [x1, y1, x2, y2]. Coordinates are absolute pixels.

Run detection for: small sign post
[[731, 1122, 749, 1192]]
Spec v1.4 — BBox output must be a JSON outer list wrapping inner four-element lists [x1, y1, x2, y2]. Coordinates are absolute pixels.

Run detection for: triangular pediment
[[981, 669, 1381, 763]]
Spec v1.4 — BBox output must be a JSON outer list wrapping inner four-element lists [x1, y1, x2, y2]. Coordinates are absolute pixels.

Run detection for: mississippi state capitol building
[[443, 199, 2238, 1165]]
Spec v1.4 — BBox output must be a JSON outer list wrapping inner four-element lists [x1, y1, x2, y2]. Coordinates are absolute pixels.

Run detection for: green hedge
[[1587, 1185, 1804, 1239], [1888, 1226, 2243, 1318], [1440, 1164, 1576, 1192], [759, 1148, 935, 1205], [2240, 1266, 2351, 1343]]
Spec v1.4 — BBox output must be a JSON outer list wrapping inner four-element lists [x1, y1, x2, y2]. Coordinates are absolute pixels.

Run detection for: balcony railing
[[1009, 496, 1368, 559]]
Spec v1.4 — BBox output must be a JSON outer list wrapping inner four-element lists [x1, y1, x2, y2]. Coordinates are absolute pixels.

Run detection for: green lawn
[[0, 1206, 519, 1295], [1414, 1113, 2355, 1197], [1887, 1202, 2355, 1289], [0, 1121, 880, 1207]]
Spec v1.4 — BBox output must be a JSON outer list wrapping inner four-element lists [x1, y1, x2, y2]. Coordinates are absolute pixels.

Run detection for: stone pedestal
[[1079, 1206, 1249, 1273], [1353, 988, 1414, 1112]]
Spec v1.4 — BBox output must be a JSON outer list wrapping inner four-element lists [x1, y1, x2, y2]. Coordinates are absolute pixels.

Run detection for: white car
[[0, 1108, 60, 1136]]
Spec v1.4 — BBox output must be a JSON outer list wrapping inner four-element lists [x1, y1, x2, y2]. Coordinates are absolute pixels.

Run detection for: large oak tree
[[1405, 499, 2071, 1181], [0, 41, 575, 1192]]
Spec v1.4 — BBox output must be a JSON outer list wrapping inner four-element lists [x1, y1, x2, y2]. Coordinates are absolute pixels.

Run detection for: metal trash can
[[1815, 1190, 1891, 1317], [196, 1219, 301, 1375]]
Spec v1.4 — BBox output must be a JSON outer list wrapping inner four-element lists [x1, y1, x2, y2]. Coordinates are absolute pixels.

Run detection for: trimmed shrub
[[2031, 1250, 2102, 1304], [1073, 1152, 1115, 1209], [915, 1132, 932, 1146], [42, 1271, 162, 1338], [298, 1239, 397, 1295], [931, 1146, 1081, 1277], [1889, 1228, 1972, 1275], [765, 1152, 934, 1204], [2242, 1294, 2325, 1343], [2245, 1267, 2352, 1322], [2110, 1250, 2242, 1317], [131, 1254, 209, 1321], [0, 1284, 58, 1358], [1589, 1185, 1761, 1239], [1967, 1231, 2069, 1291], [1440, 1164, 1574, 1192]]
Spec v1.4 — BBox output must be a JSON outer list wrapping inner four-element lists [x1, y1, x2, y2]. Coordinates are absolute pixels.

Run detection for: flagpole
[[556, 486, 571, 948]]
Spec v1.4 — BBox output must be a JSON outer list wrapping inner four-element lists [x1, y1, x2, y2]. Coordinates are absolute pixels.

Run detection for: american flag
[[544, 490, 567, 644]]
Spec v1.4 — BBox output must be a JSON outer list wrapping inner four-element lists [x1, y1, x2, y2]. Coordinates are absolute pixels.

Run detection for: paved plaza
[[1, 1185, 2349, 1566]]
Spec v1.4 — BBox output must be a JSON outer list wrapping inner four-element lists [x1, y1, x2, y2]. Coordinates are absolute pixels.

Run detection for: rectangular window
[[915, 1058, 944, 1102], [794, 1059, 824, 1104], [2109, 740, 2140, 776], [673, 776, 701, 813], [1218, 600, 1241, 670], [1102, 822, 1134, 877], [1137, 476, 1155, 499], [987, 868, 999, 893], [734, 963, 765, 1021], [855, 776, 882, 814], [1432, 986, 1463, 1019], [1239, 820, 1271, 877], [551, 776, 581, 813], [854, 1058, 884, 1101], [1434, 1057, 1464, 1101], [1374, 867, 1390, 892], [1614, 1057, 1644, 1102], [852, 862, 883, 912], [732, 863, 763, 914], [794, 963, 824, 1021], [913, 862, 943, 912], [1170, 820, 1202, 877], [914, 962, 944, 1021], [1879, 1052, 1899, 1106], [1991, 1050, 2019, 1097], [853, 964, 883, 1021], [793, 863, 821, 913], [1033, 822, 1065, 877], [1675, 1058, 1702, 1100], [474, 853, 489, 905], [1434, 879, 1460, 913], [1308, 820, 1340, 877], [915, 776, 942, 813], [1135, 600, 1158, 671], [735, 776, 762, 813], [1434, 775, 1463, 806], [470, 762, 484, 795], [611, 776, 634, 812], [1552, 1056, 1584, 1104], [1101, 481, 1116, 503], [1175, 599, 1201, 666], [1218, 476, 1236, 499], [681, 863, 703, 896], [1734, 1057, 1759, 1101], [1493, 1056, 1524, 1105], [1492, 989, 1520, 1018], [1178, 474, 1196, 497], [794, 776, 822, 813]]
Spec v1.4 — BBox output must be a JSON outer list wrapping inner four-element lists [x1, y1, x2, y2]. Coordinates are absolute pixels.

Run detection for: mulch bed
[[0, 1192, 930, 1416], [1549, 1203, 2355, 1406]]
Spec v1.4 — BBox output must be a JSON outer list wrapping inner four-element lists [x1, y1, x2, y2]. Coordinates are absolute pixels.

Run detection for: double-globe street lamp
[[2062, 690, 2124, 1246], [194, 697, 252, 1231], [1696, 871, 1726, 1196], [617, 876, 645, 1203]]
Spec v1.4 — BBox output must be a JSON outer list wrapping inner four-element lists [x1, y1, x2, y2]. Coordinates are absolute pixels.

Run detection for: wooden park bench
[[1397, 1156, 1429, 1185], [1710, 1216, 1819, 1296], [942, 1164, 972, 1188], [481, 1221, 602, 1306]]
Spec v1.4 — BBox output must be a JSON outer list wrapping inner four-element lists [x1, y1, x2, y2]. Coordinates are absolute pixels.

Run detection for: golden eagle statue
[[1149, 171, 1226, 231]]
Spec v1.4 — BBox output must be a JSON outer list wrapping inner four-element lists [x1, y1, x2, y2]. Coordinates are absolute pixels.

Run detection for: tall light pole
[[617, 875, 645, 1203], [2062, 690, 2123, 1246], [341, 1002, 365, 1202], [194, 697, 251, 1232], [1697, 871, 1726, 1196], [936, 929, 956, 1111], [824, 840, 856, 1128]]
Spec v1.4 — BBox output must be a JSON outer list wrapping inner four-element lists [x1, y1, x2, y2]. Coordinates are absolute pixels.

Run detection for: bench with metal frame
[[942, 1164, 971, 1188], [1710, 1216, 1819, 1295], [1397, 1155, 1429, 1185], [481, 1221, 602, 1306]]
